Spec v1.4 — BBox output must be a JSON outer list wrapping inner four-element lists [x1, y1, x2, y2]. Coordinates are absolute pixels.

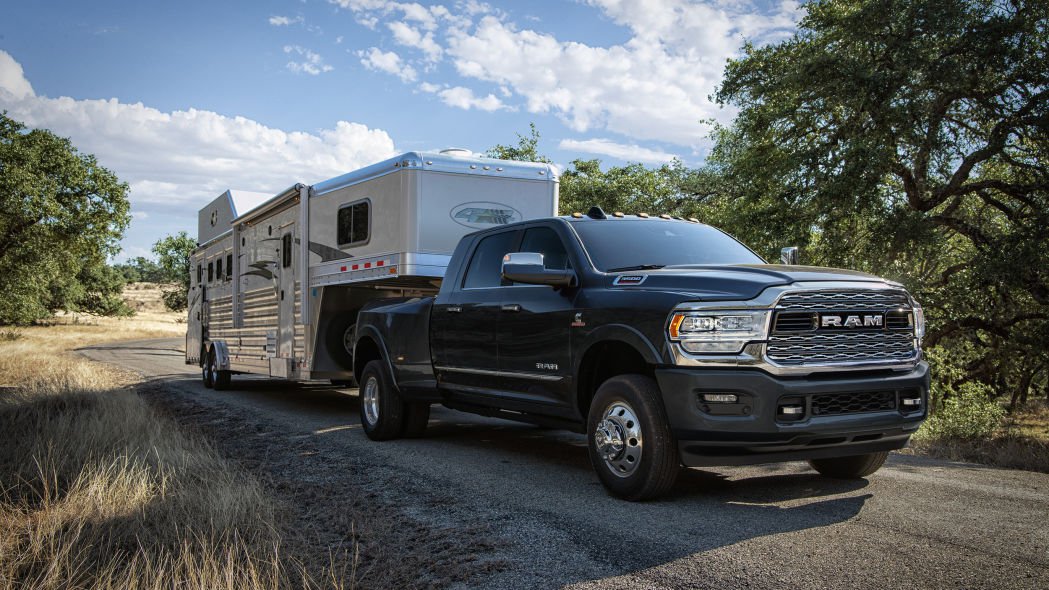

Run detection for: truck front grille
[[811, 391, 897, 416], [767, 289, 917, 366]]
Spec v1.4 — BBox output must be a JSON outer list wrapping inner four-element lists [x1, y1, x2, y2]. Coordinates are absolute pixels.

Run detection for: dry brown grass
[[0, 314, 352, 588]]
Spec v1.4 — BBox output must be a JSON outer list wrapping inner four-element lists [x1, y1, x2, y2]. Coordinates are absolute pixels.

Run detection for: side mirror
[[502, 252, 575, 287], [780, 246, 799, 265]]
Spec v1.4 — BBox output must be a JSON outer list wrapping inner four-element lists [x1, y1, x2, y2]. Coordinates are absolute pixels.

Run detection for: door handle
[[447, 306, 462, 313], [501, 304, 522, 312]]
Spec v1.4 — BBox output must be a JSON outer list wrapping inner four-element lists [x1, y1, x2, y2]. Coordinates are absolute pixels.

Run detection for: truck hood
[[624, 264, 893, 301]]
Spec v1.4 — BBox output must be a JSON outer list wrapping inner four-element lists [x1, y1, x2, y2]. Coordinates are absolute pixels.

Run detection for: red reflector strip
[[377, 260, 384, 267], [364, 262, 372, 268], [352, 264, 359, 270], [340, 266, 347, 272]]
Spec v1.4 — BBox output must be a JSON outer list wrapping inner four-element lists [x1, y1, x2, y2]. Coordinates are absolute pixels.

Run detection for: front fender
[[574, 323, 663, 373]]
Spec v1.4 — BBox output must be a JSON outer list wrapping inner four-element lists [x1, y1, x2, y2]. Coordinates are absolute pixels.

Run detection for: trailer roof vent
[[439, 148, 473, 156]]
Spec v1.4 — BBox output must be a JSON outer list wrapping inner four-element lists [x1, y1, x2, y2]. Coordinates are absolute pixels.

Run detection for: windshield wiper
[[606, 264, 665, 272]]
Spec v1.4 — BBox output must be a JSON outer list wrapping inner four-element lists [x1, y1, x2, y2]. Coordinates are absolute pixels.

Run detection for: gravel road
[[80, 339, 1049, 589]]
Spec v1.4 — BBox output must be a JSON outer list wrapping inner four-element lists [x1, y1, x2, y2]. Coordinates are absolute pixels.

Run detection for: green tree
[[152, 231, 196, 312], [0, 112, 131, 324], [708, 0, 1049, 403], [113, 256, 168, 283], [485, 123, 551, 164]]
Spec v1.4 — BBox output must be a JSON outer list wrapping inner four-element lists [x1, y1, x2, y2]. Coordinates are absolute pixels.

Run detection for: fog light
[[779, 405, 804, 415], [702, 393, 738, 403], [901, 397, 921, 407]]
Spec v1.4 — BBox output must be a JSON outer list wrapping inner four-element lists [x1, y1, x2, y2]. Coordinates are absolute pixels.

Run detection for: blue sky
[[0, 0, 800, 260]]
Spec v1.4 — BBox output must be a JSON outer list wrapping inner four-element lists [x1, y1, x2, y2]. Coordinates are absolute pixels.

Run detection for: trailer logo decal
[[308, 241, 353, 262], [450, 202, 522, 229]]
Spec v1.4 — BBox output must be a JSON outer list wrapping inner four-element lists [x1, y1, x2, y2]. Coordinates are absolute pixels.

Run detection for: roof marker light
[[659, 214, 671, 219], [614, 211, 624, 217], [572, 212, 583, 218], [688, 217, 699, 223], [638, 212, 650, 218]]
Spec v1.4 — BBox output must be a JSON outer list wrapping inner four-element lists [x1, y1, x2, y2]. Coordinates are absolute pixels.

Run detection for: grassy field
[[0, 294, 351, 589]]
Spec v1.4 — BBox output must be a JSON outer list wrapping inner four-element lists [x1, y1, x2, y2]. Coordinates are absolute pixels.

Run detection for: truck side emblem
[[536, 362, 558, 371], [571, 312, 586, 327], [613, 275, 647, 286], [450, 202, 522, 229], [820, 314, 883, 328]]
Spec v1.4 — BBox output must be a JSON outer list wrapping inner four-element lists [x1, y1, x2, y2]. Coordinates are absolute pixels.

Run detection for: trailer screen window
[[216, 257, 223, 280], [208, 262, 214, 282], [337, 200, 370, 246], [226, 254, 233, 279], [197, 264, 202, 285], [282, 233, 292, 268]]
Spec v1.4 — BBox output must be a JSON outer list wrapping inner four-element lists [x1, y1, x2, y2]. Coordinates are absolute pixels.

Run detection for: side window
[[226, 254, 233, 279], [282, 233, 292, 268], [519, 227, 570, 271], [337, 200, 370, 246], [216, 257, 223, 280], [207, 261, 214, 282], [463, 231, 518, 289]]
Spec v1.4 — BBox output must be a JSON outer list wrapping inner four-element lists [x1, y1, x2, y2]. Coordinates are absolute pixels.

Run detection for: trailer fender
[[205, 340, 232, 372], [353, 325, 399, 390]]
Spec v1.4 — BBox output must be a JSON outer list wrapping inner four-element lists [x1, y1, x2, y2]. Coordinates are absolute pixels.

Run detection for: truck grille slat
[[767, 290, 917, 365], [811, 391, 897, 416]]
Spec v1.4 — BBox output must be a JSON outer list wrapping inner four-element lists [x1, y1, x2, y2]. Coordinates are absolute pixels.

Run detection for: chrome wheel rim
[[594, 401, 643, 478], [362, 376, 380, 426]]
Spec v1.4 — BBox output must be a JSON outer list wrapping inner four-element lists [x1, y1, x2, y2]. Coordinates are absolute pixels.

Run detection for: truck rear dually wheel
[[587, 374, 679, 501], [359, 360, 406, 441], [808, 451, 889, 479]]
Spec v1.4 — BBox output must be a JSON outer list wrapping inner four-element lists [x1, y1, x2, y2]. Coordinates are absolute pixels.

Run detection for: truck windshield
[[570, 220, 764, 272]]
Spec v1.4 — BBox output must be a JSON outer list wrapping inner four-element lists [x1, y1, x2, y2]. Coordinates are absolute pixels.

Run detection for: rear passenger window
[[519, 227, 570, 271], [337, 200, 370, 246], [463, 231, 517, 289]]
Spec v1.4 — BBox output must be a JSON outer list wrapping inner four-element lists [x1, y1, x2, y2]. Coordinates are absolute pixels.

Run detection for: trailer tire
[[206, 350, 231, 390], [202, 351, 215, 389], [325, 317, 356, 371], [358, 360, 405, 441], [402, 403, 430, 438], [808, 451, 888, 479], [587, 374, 679, 501]]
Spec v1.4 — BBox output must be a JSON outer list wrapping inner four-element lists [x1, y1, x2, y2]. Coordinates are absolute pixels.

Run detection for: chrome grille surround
[[766, 288, 919, 366]]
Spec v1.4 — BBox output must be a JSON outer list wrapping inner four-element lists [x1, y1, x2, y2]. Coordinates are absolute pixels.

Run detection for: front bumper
[[654, 362, 930, 467]]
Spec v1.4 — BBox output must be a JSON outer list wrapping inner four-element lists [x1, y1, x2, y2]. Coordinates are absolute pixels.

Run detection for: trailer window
[[463, 231, 517, 289], [216, 257, 223, 280], [197, 264, 202, 285], [226, 254, 233, 279], [282, 233, 292, 268], [337, 200, 370, 246], [208, 262, 214, 282]]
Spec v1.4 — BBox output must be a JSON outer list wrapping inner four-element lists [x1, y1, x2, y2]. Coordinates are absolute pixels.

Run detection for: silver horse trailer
[[186, 150, 559, 388]]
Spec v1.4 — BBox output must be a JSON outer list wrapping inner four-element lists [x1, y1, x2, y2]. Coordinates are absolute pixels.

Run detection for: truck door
[[278, 229, 296, 360], [497, 226, 577, 410], [432, 229, 518, 390]]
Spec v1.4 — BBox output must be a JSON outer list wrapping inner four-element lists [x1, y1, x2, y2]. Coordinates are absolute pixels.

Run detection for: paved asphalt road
[[81, 339, 1049, 589]]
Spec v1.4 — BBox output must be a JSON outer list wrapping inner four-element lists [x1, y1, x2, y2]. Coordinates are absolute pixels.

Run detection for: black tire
[[202, 350, 215, 389], [358, 360, 406, 441], [587, 374, 679, 501], [808, 451, 889, 479], [325, 317, 356, 371], [206, 349, 231, 390], [401, 403, 431, 438]]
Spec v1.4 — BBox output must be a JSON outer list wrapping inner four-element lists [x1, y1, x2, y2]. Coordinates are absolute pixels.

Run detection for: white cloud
[[387, 21, 443, 61], [359, 47, 417, 82], [435, 86, 506, 112], [559, 138, 677, 164], [0, 50, 397, 255], [417, 81, 442, 93], [269, 15, 303, 26], [283, 45, 334, 75]]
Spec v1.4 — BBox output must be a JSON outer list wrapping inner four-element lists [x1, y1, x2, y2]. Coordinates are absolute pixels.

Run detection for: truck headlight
[[913, 300, 925, 341], [668, 310, 771, 354]]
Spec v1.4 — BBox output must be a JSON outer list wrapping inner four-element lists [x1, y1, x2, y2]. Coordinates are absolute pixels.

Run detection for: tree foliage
[[708, 0, 1049, 404], [152, 231, 195, 312], [113, 256, 168, 283], [0, 112, 131, 324]]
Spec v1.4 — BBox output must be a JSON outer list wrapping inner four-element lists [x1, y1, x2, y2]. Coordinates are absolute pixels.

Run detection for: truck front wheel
[[808, 452, 888, 479], [359, 360, 406, 441], [587, 375, 679, 501]]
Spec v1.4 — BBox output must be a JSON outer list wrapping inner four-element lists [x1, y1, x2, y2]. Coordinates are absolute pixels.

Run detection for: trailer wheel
[[205, 350, 231, 390], [587, 375, 680, 501], [808, 452, 888, 479], [358, 360, 406, 441], [202, 352, 215, 389], [402, 403, 430, 438]]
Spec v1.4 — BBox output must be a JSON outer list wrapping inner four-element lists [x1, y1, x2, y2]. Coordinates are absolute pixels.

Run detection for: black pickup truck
[[352, 208, 929, 500]]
